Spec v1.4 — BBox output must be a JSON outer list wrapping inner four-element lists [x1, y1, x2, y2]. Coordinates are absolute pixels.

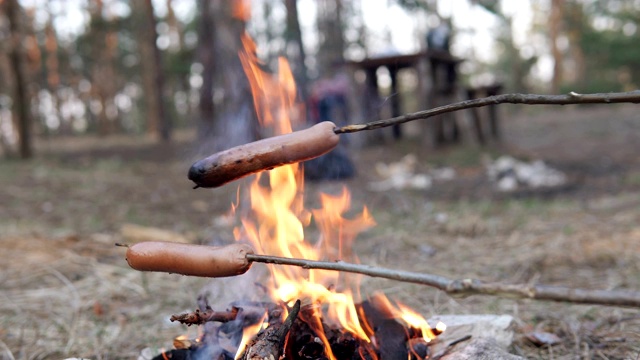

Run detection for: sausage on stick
[[188, 91, 640, 189], [124, 242, 254, 278], [188, 121, 339, 189]]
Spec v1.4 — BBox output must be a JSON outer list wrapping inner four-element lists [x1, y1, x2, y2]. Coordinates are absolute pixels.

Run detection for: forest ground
[[2, 104, 640, 359]]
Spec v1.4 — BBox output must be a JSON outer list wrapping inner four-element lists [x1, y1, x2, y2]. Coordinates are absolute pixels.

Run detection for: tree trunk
[[549, 0, 564, 93], [6, 0, 33, 159], [565, 1, 586, 86], [196, 0, 216, 142], [165, 0, 183, 51], [89, 0, 119, 136], [139, 0, 170, 141], [284, 0, 310, 102], [316, 0, 346, 77], [195, 0, 256, 151]]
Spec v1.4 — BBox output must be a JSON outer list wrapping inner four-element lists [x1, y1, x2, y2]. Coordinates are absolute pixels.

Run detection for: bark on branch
[[334, 90, 640, 134], [170, 306, 240, 326], [246, 254, 640, 308], [242, 299, 301, 360]]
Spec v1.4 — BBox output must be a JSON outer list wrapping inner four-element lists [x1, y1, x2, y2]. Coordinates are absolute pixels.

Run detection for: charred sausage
[[125, 241, 254, 278], [188, 121, 339, 188]]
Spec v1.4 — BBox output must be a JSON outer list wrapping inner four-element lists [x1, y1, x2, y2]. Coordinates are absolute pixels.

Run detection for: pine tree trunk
[[195, 0, 256, 151], [316, 0, 346, 77], [6, 0, 33, 158], [196, 0, 216, 142], [89, 0, 120, 136], [145, 0, 171, 142], [141, 0, 170, 141], [549, 0, 564, 93], [284, 0, 309, 101]]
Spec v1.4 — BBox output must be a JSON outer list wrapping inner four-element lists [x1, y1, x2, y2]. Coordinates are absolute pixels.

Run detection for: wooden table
[[348, 50, 464, 142]]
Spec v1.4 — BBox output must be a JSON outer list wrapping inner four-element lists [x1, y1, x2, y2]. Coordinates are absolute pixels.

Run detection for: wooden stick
[[246, 254, 640, 308], [333, 90, 640, 134]]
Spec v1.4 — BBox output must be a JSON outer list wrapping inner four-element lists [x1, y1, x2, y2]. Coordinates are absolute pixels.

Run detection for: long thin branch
[[246, 254, 640, 308], [334, 91, 640, 134]]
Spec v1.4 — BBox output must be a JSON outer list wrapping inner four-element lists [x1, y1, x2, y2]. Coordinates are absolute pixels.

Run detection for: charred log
[[242, 299, 301, 360]]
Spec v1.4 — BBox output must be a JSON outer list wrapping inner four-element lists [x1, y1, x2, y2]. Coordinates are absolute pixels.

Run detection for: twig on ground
[[246, 254, 640, 308], [334, 90, 640, 134]]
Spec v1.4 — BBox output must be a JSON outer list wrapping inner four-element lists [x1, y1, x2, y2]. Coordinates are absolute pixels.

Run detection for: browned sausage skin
[[189, 121, 339, 188], [126, 242, 254, 278]]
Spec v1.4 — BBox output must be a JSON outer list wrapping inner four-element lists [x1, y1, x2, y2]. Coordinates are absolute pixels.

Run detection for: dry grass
[[2, 105, 640, 359]]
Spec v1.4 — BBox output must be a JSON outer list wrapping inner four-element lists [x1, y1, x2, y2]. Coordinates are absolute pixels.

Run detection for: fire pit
[[156, 294, 446, 360]]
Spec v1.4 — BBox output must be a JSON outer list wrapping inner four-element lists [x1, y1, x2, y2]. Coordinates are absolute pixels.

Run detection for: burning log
[[188, 90, 640, 189], [240, 299, 301, 360], [162, 294, 448, 360]]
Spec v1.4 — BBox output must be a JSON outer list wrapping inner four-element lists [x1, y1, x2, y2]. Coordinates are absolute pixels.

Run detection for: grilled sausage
[[188, 121, 339, 188], [125, 242, 254, 278]]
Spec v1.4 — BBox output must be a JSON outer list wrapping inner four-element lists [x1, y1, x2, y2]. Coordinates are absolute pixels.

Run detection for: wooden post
[[388, 66, 402, 139]]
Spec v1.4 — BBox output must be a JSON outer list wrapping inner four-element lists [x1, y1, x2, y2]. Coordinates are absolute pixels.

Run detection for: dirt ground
[[2, 104, 640, 359]]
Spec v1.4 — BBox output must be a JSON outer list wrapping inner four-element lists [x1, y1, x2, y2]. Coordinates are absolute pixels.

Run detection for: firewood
[[242, 299, 301, 360], [170, 306, 240, 326]]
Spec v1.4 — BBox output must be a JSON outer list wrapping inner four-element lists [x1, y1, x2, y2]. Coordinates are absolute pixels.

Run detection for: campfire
[[143, 6, 445, 360], [114, 4, 640, 360], [116, 5, 640, 359]]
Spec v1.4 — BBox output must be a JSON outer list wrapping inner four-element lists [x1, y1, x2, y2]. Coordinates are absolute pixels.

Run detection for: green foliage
[[564, 0, 640, 92]]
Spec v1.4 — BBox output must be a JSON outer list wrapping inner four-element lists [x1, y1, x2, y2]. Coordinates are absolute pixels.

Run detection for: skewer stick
[[333, 90, 640, 134], [188, 90, 640, 189], [246, 253, 640, 308]]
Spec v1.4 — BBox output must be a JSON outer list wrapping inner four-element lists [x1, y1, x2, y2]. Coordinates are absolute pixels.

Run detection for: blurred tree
[[197, 0, 215, 142], [284, 0, 309, 101], [570, 0, 640, 92], [83, 0, 120, 136], [476, 0, 537, 92], [549, 0, 564, 93], [196, 0, 256, 149], [5, 0, 33, 158], [316, 0, 346, 77], [563, 0, 586, 88], [165, 0, 183, 50], [132, 0, 171, 141]]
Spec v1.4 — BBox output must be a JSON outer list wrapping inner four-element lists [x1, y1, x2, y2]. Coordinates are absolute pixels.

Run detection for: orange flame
[[235, 29, 375, 356], [368, 292, 444, 342], [235, 313, 268, 360], [232, 0, 251, 22], [230, 14, 439, 360]]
